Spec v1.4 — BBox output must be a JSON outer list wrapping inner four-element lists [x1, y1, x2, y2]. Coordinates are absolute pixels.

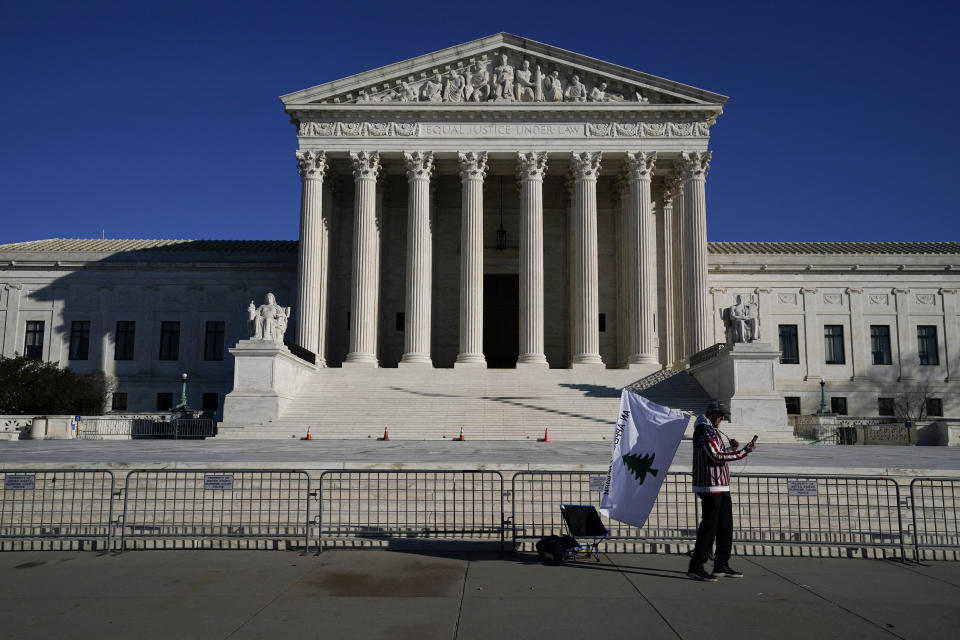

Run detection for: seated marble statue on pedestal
[[247, 293, 290, 342], [723, 294, 760, 344]]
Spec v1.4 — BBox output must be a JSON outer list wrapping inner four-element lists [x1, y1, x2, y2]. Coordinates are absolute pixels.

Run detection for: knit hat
[[705, 401, 730, 420]]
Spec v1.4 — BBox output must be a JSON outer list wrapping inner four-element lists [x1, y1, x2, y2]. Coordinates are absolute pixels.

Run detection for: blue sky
[[1, 0, 956, 244]]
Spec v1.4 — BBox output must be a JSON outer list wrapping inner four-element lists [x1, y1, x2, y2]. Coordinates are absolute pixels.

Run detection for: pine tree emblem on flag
[[622, 452, 658, 484]]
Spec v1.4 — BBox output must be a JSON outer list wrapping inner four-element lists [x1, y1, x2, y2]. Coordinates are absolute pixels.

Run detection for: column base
[[343, 354, 378, 368], [454, 354, 486, 368], [516, 359, 549, 368], [517, 353, 548, 367], [570, 356, 605, 369], [628, 354, 660, 366], [399, 355, 433, 368]]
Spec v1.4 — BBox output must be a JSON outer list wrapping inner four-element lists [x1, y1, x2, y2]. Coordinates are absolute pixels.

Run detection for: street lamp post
[[175, 372, 189, 411], [817, 379, 829, 414]]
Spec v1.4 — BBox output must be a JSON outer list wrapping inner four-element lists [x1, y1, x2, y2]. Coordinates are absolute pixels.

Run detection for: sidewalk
[[2, 549, 957, 639], [2, 439, 960, 475]]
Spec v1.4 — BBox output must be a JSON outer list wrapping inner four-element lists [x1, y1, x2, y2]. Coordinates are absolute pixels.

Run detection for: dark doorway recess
[[483, 274, 519, 368]]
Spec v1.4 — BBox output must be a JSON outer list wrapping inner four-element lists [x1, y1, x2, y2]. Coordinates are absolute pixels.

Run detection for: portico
[[283, 33, 725, 372]]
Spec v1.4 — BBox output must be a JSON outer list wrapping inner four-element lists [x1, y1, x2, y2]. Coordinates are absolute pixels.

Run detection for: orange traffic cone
[[457, 427, 465, 441], [304, 426, 312, 441], [383, 427, 390, 441], [542, 428, 550, 443]]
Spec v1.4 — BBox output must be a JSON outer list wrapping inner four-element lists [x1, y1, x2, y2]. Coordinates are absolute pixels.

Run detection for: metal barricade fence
[[0, 470, 115, 550], [120, 470, 311, 550], [317, 470, 505, 551], [910, 478, 960, 560], [511, 471, 697, 548], [512, 471, 905, 557], [732, 474, 904, 557]]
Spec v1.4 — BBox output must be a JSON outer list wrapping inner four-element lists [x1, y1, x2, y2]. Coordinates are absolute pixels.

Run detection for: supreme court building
[[2, 34, 958, 439]]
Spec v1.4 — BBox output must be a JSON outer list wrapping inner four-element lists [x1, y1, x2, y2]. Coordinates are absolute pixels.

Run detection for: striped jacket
[[692, 415, 748, 493]]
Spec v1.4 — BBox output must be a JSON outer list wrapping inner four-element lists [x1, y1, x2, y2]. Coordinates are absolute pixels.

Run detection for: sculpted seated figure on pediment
[[247, 293, 290, 343]]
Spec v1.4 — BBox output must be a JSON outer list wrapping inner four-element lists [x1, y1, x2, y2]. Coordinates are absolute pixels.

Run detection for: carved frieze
[[915, 294, 935, 305], [778, 293, 797, 305], [822, 293, 843, 305], [297, 119, 711, 138], [869, 294, 889, 305]]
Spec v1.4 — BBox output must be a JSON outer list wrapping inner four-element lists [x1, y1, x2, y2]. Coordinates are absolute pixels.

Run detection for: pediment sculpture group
[[353, 53, 650, 105], [247, 293, 290, 343]]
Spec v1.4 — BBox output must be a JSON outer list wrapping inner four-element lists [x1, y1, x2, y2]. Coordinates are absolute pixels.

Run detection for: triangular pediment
[[280, 33, 727, 107]]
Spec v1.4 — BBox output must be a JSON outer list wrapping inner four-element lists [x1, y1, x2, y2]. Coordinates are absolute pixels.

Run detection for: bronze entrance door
[[483, 274, 519, 368]]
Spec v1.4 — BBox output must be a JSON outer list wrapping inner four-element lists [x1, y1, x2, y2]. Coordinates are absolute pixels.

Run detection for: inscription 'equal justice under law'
[[419, 123, 583, 136]]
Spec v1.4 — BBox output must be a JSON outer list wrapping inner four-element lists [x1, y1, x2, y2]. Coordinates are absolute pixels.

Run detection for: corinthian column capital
[[571, 151, 602, 180], [458, 151, 489, 180], [680, 150, 711, 180], [403, 151, 434, 181], [517, 151, 548, 181], [296, 150, 327, 180], [350, 150, 381, 179], [625, 151, 657, 180]]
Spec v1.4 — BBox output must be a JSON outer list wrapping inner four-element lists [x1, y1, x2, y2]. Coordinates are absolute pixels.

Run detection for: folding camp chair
[[560, 504, 609, 562]]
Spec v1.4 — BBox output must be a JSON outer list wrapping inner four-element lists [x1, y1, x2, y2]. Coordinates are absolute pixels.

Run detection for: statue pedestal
[[689, 342, 793, 442], [218, 340, 315, 436]]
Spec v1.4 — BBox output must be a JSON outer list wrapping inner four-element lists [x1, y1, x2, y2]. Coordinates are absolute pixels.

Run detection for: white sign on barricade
[[589, 475, 606, 492], [5, 474, 36, 491], [203, 474, 234, 491], [787, 480, 818, 497]]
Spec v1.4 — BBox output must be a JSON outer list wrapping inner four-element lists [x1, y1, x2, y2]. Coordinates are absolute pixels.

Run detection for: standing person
[[688, 401, 756, 581]]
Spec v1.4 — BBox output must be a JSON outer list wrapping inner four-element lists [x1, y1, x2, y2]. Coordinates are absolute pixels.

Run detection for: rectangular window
[[926, 398, 943, 417], [111, 392, 128, 412], [878, 397, 895, 416], [598, 313, 606, 332], [824, 325, 845, 365], [778, 325, 799, 364], [156, 392, 174, 411], [918, 326, 939, 365], [831, 397, 848, 415], [204, 321, 225, 361], [202, 392, 219, 412], [115, 321, 136, 360], [784, 396, 801, 415], [24, 320, 45, 360], [158, 321, 180, 361], [870, 325, 892, 365], [395, 312, 404, 332], [69, 320, 91, 360]]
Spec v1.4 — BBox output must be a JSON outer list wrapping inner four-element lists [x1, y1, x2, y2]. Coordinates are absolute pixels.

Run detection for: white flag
[[599, 389, 691, 529]]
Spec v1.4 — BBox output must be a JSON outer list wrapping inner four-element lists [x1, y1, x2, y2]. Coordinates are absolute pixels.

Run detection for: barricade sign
[[4, 474, 36, 491], [203, 474, 234, 490], [588, 475, 606, 492], [787, 479, 818, 497]]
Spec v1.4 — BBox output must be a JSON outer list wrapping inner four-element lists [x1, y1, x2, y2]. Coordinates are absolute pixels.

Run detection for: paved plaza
[[2, 439, 959, 475], [2, 549, 958, 639]]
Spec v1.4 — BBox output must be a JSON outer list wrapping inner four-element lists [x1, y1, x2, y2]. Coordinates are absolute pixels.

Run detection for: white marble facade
[[1, 34, 958, 420]]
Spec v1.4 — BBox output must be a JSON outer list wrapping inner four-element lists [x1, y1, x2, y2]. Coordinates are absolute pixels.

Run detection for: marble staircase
[[218, 366, 717, 440]]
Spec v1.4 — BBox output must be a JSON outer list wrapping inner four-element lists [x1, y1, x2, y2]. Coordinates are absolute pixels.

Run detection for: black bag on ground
[[535, 535, 578, 565]]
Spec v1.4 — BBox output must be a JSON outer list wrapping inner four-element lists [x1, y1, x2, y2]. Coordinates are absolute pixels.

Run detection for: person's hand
[[745, 440, 757, 453], [729, 439, 739, 450]]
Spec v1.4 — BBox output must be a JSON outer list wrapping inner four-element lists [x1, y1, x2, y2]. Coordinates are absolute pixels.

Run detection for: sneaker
[[713, 564, 744, 578], [687, 565, 718, 582]]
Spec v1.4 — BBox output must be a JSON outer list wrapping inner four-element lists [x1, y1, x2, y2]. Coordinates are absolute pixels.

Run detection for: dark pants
[[691, 492, 732, 568]]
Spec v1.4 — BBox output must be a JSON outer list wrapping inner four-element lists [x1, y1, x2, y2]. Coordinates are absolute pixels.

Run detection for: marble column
[[625, 151, 658, 366], [671, 175, 687, 367], [681, 151, 712, 356], [569, 151, 604, 367], [517, 151, 549, 366], [455, 151, 488, 367], [401, 151, 434, 366], [658, 178, 679, 368], [940, 288, 959, 382], [847, 288, 866, 381], [294, 150, 327, 361], [801, 287, 822, 381], [317, 180, 334, 364], [893, 288, 913, 381], [345, 151, 381, 366], [614, 174, 629, 367]]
